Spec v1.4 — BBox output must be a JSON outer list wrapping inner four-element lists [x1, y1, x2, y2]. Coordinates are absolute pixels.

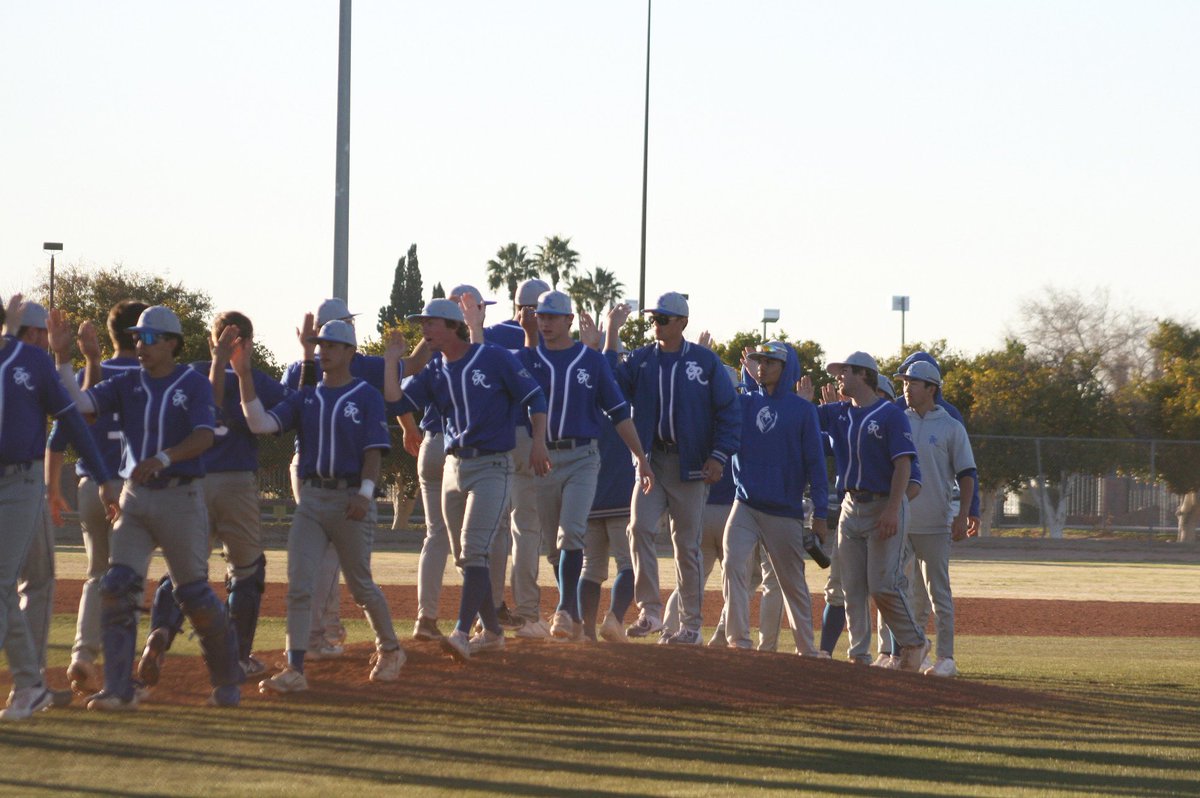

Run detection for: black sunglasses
[[651, 314, 673, 326]]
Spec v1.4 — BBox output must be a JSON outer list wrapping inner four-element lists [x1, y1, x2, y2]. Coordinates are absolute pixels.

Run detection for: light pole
[[636, 0, 652, 342], [44, 242, 63, 307], [332, 0, 351, 301], [762, 308, 779, 341], [892, 295, 910, 351]]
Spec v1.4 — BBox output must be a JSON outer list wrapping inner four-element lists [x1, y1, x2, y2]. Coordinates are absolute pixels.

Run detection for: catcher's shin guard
[[226, 555, 266, 662], [149, 573, 185, 648], [99, 565, 143, 701], [175, 579, 244, 688]]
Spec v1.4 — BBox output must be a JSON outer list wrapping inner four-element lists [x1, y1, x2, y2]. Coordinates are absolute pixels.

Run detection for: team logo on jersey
[[171, 389, 188, 409], [684, 361, 708, 385], [575, 369, 593, 388], [928, 434, 938, 445], [343, 401, 362, 424], [471, 369, 493, 388], [12, 367, 34, 391], [866, 420, 883, 439], [755, 406, 778, 433]]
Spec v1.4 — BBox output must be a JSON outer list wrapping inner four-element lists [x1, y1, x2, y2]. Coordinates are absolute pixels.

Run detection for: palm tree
[[534, 235, 580, 290], [486, 243, 538, 304], [588, 267, 625, 318], [565, 274, 596, 315]]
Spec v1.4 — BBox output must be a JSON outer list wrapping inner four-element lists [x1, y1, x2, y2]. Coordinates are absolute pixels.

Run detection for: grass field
[[3, 549, 1199, 796]]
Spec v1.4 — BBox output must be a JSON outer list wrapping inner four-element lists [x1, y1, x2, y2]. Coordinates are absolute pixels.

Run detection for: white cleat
[[599, 612, 627, 643], [0, 686, 55, 721], [923, 657, 959, 678], [468, 629, 506, 654], [259, 667, 309, 694], [441, 629, 472, 661], [870, 653, 899, 669], [369, 648, 406, 682], [550, 610, 580, 641], [515, 618, 551, 639]]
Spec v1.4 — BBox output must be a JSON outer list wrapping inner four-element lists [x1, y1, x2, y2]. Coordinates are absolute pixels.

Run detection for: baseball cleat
[[441, 629, 472, 662], [661, 628, 702, 646], [897, 640, 932, 673], [549, 610, 576, 640], [67, 659, 102, 695], [369, 648, 406, 682], [849, 654, 874, 666], [514, 618, 551, 639], [923, 657, 959, 678], [0, 686, 55, 721], [86, 690, 140, 712], [305, 643, 345, 661], [259, 667, 308, 694], [241, 656, 267, 678], [707, 630, 728, 648], [468, 629, 506, 655], [495, 603, 523, 630], [816, 650, 833, 659], [625, 614, 663, 639], [599, 612, 627, 643], [137, 628, 170, 687], [207, 685, 241, 707], [48, 688, 73, 708], [870, 653, 898, 669], [413, 617, 444, 641]]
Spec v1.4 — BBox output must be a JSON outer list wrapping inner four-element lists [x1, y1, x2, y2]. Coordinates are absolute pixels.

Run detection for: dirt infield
[[50, 579, 1200, 637]]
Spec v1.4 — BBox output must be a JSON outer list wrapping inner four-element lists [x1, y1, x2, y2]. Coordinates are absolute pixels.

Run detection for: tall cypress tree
[[378, 243, 422, 332]]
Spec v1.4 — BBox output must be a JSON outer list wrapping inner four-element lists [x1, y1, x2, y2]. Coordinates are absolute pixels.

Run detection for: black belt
[[0, 461, 34, 477], [653, 440, 679, 453], [847, 489, 888, 503], [448, 447, 499, 460], [141, 475, 197, 490], [547, 438, 592, 451], [304, 477, 362, 489]]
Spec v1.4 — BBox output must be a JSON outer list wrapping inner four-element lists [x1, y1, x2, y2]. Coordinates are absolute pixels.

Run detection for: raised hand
[[229, 334, 253, 377], [578, 311, 601, 350], [298, 312, 318, 358], [697, 330, 713, 350], [820, 382, 840, 405], [384, 328, 407, 362], [212, 324, 239, 365], [79, 321, 102, 361], [607, 302, 631, 330], [3, 294, 23, 336], [797, 374, 815, 402], [47, 308, 75, 362]]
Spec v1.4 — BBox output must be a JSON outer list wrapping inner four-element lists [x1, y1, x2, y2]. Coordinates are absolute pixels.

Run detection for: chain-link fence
[[972, 435, 1199, 537]]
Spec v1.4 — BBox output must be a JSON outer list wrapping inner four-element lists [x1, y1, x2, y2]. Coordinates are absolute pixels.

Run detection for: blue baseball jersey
[[484, 320, 526, 350], [590, 420, 635, 518], [86, 364, 218, 479], [0, 340, 75, 463], [733, 392, 829, 520], [266, 378, 390, 479], [398, 343, 547, 454], [518, 342, 630, 441], [282, 351, 405, 418], [190, 361, 290, 473], [816, 398, 918, 495], [47, 356, 140, 479]]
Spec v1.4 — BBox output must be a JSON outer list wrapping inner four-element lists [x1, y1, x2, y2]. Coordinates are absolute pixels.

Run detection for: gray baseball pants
[[628, 449, 707, 631], [415, 432, 449, 620], [910, 531, 954, 658], [663, 501, 728, 634], [838, 494, 924, 659], [582, 516, 632, 583], [285, 484, 398, 653], [443, 452, 512, 570], [503, 429, 544, 619], [291, 459, 345, 649], [18, 498, 55, 671], [722, 502, 817, 655], [756, 544, 784, 651], [205, 470, 264, 581], [536, 444, 600, 551], [1, 466, 47, 689], [71, 476, 120, 665]]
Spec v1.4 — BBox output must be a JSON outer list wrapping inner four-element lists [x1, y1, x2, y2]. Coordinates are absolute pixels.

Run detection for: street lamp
[[762, 308, 780, 341], [44, 242, 63, 307], [892, 295, 910, 350]]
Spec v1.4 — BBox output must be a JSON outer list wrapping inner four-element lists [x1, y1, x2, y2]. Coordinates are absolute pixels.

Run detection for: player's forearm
[[209, 358, 227, 403], [956, 475, 975, 522], [614, 418, 648, 462], [403, 339, 432, 377], [162, 428, 215, 464], [360, 448, 382, 485], [383, 353, 403, 402], [57, 363, 96, 414], [529, 412, 548, 444], [82, 354, 102, 390], [887, 457, 912, 512], [240, 397, 280, 434], [44, 450, 66, 497]]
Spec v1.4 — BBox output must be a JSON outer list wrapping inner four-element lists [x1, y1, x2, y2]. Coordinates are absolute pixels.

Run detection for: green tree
[[564, 274, 595, 314], [579, 267, 624, 318], [534, 235, 579, 290], [486, 243, 538, 304], [378, 244, 423, 333], [431, 282, 445, 299]]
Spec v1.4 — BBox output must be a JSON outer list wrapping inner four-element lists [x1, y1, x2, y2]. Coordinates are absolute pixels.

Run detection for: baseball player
[[0, 296, 112, 720], [451, 282, 541, 634], [385, 298, 549, 660], [812, 351, 929, 671], [604, 294, 740, 644], [281, 298, 428, 659], [135, 310, 292, 687], [237, 317, 405, 693], [516, 291, 652, 641], [721, 342, 828, 653], [45, 300, 146, 695], [895, 360, 975, 676], [52, 305, 243, 709]]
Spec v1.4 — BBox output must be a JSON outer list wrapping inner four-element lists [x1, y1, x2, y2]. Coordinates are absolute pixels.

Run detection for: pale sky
[[4, 2, 1198, 365]]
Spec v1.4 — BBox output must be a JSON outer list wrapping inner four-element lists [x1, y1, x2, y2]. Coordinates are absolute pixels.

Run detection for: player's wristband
[[155, 451, 172, 467], [358, 479, 376, 499]]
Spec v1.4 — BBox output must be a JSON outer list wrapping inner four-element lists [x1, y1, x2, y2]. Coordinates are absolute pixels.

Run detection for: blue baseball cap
[[535, 290, 573, 316], [407, 298, 466, 323]]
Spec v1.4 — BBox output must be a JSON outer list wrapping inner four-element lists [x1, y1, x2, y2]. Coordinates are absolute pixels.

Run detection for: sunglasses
[[134, 330, 166, 346], [651, 314, 674, 326]]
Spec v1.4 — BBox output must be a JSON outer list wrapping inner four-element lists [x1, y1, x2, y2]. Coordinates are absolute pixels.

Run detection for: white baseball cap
[[535, 290, 573, 316], [894, 360, 942, 386], [516, 278, 551, 307], [18, 301, 48, 330], [407, 298, 466, 323], [877, 374, 897, 399], [643, 291, 689, 318], [449, 284, 496, 306], [826, 351, 880, 374], [308, 319, 357, 347], [316, 298, 357, 327], [129, 306, 183, 336]]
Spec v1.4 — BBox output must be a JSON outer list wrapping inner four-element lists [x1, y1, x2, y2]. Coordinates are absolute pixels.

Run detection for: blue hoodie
[[895, 351, 980, 517], [731, 343, 828, 520]]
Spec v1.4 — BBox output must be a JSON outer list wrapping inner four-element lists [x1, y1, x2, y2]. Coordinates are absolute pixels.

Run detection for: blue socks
[[556, 549, 584, 621], [578, 578, 602, 637], [460, 566, 500, 635], [287, 650, 305, 673], [820, 604, 846, 654], [610, 568, 635, 622]]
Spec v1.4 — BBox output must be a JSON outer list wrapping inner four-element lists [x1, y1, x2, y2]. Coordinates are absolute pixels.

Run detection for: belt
[[546, 437, 592, 451], [653, 440, 679, 453], [448, 447, 501, 459], [304, 477, 362, 489], [141, 475, 197, 490], [847, 489, 888, 503], [0, 462, 34, 477]]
